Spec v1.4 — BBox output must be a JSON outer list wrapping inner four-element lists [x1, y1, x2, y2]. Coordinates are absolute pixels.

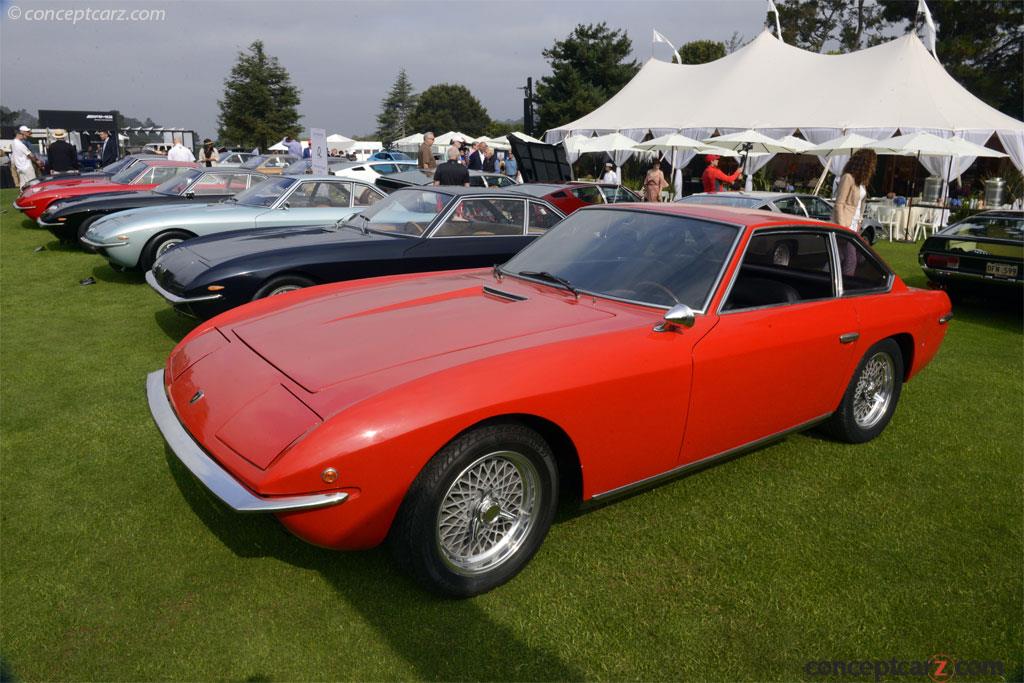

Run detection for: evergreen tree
[[408, 84, 490, 135], [677, 40, 727, 65], [217, 41, 301, 150], [535, 23, 639, 133], [375, 69, 418, 145]]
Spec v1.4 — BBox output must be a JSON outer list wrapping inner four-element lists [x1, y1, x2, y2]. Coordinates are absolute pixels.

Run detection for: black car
[[37, 168, 268, 244], [146, 186, 566, 319], [919, 210, 1022, 291]]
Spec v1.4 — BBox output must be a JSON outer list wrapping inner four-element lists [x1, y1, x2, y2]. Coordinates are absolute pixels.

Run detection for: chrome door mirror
[[654, 303, 696, 332]]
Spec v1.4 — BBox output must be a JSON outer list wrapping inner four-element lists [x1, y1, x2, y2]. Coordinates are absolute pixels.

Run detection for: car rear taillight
[[926, 254, 959, 269]]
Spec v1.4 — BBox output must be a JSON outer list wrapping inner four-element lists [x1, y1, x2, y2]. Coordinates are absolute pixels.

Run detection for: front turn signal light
[[207, 285, 225, 292], [321, 467, 339, 484]]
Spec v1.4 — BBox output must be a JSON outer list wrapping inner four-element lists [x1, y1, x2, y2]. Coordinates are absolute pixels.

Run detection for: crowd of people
[[416, 132, 519, 187]]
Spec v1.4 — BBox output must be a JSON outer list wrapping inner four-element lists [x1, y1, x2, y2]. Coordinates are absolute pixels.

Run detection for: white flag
[[767, 0, 783, 41], [652, 29, 681, 64], [917, 0, 938, 59]]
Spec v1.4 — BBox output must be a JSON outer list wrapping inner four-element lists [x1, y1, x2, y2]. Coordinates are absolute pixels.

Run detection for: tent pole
[[813, 156, 832, 195]]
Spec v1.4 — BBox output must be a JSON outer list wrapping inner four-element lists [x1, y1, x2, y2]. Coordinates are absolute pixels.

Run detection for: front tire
[[389, 423, 559, 598], [76, 215, 104, 252], [140, 230, 191, 270], [252, 275, 315, 300], [825, 339, 904, 443]]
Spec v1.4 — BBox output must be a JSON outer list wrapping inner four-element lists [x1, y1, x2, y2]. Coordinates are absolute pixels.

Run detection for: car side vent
[[482, 286, 528, 302]]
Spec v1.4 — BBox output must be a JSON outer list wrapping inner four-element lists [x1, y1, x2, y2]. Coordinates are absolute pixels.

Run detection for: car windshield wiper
[[517, 270, 579, 298], [341, 213, 371, 235]]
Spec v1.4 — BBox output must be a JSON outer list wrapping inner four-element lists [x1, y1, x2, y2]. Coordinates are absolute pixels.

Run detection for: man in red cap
[[701, 154, 742, 193]]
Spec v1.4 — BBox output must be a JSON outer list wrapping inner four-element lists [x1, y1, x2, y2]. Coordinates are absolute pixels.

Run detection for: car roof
[[394, 185, 550, 200], [595, 202, 838, 228], [280, 174, 374, 184], [686, 190, 809, 200], [141, 159, 201, 167]]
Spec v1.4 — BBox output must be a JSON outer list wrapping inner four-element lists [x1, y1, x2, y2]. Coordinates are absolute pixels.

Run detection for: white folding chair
[[910, 209, 941, 241], [874, 204, 899, 242]]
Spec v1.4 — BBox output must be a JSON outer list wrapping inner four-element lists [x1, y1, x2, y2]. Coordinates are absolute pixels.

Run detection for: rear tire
[[825, 338, 904, 443], [389, 423, 559, 598], [252, 275, 315, 300], [140, 230, 191, 270]]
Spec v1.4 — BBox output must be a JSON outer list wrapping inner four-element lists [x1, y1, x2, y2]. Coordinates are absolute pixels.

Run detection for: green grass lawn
[[1, 187, 1021, 681]]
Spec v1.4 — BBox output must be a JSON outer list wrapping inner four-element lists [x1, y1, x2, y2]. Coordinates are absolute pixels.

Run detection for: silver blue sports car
[[81, 175, 385, 270]]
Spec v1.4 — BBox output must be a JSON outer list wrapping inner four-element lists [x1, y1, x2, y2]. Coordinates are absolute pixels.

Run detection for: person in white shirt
[[601, 162, 619, 184], [166, 137, 195, 162], [11, 126, 38, 188]]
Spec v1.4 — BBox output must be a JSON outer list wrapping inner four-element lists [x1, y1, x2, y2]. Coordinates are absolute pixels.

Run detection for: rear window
[[678, 195, 762, 208], [942, 214, 1023, 241]]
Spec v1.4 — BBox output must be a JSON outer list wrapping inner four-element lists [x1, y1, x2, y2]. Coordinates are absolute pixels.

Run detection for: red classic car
[[13, 159, 200, 220], [148, 203, 951, 597], [513, 182, 641, 215]]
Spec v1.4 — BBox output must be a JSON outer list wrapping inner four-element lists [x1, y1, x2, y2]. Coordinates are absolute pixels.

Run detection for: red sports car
[[148, 204, 951, 597], [13, 159, 200, 220], [513, 182, 641, 215]]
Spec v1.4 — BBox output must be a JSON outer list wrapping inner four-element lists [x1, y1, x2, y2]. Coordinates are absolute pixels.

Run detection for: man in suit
[[46, 130, 79, 174], [467, 142, 484, 170], [98, 130, 118, 167]]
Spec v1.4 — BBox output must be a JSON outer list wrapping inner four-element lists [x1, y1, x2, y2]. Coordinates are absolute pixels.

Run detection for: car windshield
[[232, 177, 295, 207], [154, 169, 202, 196], [284, 159, 311, 174], [343, 188, 453, 236], [101, 156, 134, 174], [110, 164, 148, 184], [942, 214, 1024, 241], [503, 208, 739, 309], [678, 195, 763, 208]]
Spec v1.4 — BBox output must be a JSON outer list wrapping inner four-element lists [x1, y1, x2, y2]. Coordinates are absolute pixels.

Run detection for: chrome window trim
[[834, 231, 895, 296], [505, 207, 745, 314], [716, 226, 840, 316], [266, 177, 300, 210], [526, 200, 566, 235], [828, 231, 844, 297], [425, 195, 532, 239]]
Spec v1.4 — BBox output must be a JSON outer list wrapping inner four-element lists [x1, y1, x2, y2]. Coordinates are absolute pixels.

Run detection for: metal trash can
[[923, 176, 943, 204], [984, 178, 1005, 208]]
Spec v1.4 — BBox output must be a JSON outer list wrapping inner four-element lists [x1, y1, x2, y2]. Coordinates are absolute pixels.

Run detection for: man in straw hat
[[47, 129, 80, 175]]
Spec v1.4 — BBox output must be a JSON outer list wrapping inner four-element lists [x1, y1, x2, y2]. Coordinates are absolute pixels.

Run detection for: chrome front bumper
[[146, 370, 348, 513], [145, 270, 222, 305], [80, 236, 128, 249], [36, 217, 62, 227]]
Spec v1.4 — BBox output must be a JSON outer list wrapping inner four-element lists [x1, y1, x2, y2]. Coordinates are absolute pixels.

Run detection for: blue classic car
[[81, 175, 385, 270]]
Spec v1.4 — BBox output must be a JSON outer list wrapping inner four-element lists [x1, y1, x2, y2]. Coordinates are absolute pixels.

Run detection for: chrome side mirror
[[654, 303, 696, 332], [281, 202, 289, 210], [184, 191, 195, 199]]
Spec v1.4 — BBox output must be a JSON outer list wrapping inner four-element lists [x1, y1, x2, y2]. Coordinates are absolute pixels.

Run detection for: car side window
[[801, 196, 833, 221], [193, 173, 233, 195], [132, 167, 156, 184], [835, 233, 890, 293], [353, 185, 381, 207], [434, 198, 525, 237], [571, 186, 605, 205], [772, 197, 806, 216], [528, 202, 560, 234], [722, 231, 834, 311], [601, 186, 635, 203], [372, 163, 399, 175]]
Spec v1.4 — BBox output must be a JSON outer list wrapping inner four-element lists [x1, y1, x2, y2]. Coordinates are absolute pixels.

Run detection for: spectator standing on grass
[[98, 130, 118, 167], [47, 129, 79, 174], [433, 146, 470, 187], [701, 154, 741, 193], [601, 162, 618, 184], [198, 139, 219, 167], [643, 159, 668, 202], [832, 149, 877, 275], [482, 146, 497, 172], [12, 126, 38, 188], [419, 132, 437, 171], [167, 137, 195, 162]]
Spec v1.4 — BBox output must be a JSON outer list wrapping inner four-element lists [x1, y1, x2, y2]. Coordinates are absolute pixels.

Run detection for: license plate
[[985, 262, 1019, 278]]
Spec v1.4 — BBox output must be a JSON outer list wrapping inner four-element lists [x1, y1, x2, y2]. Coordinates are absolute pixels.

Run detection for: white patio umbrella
[[776, 135, 815, 153], [633, 133, 739, 199], [703, 130, 800, 191], [803, 133, 882, 194], [581, 132, 643, 180], [391, 133, 423, 152], [434, 131, 475, 146]]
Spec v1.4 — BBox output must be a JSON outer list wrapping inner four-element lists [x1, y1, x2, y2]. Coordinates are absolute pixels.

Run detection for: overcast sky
[[0, 0, 769, 139]]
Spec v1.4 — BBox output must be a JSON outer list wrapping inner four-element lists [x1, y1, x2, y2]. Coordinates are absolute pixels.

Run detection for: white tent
[[392, 133, 424, 152], [326, 133, 354, 151], [544, 31, 1024, 176]]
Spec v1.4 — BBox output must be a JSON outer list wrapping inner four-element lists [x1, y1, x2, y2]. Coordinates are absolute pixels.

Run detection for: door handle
[[839, 332, 860, 344]]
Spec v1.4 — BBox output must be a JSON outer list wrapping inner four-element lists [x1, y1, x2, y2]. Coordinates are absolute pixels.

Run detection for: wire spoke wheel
[[852, 351, 895, 428], [435, 450, 539, 576], [154, 238, 184, 260], [267, 284, 302, 296]]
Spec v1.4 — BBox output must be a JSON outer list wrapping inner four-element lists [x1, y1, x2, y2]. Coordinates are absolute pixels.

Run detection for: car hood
[[181, 224, 401, 265], [49, 190, 156, 213], [90, 201, 258, 236], [225, 273, 614, 393]]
